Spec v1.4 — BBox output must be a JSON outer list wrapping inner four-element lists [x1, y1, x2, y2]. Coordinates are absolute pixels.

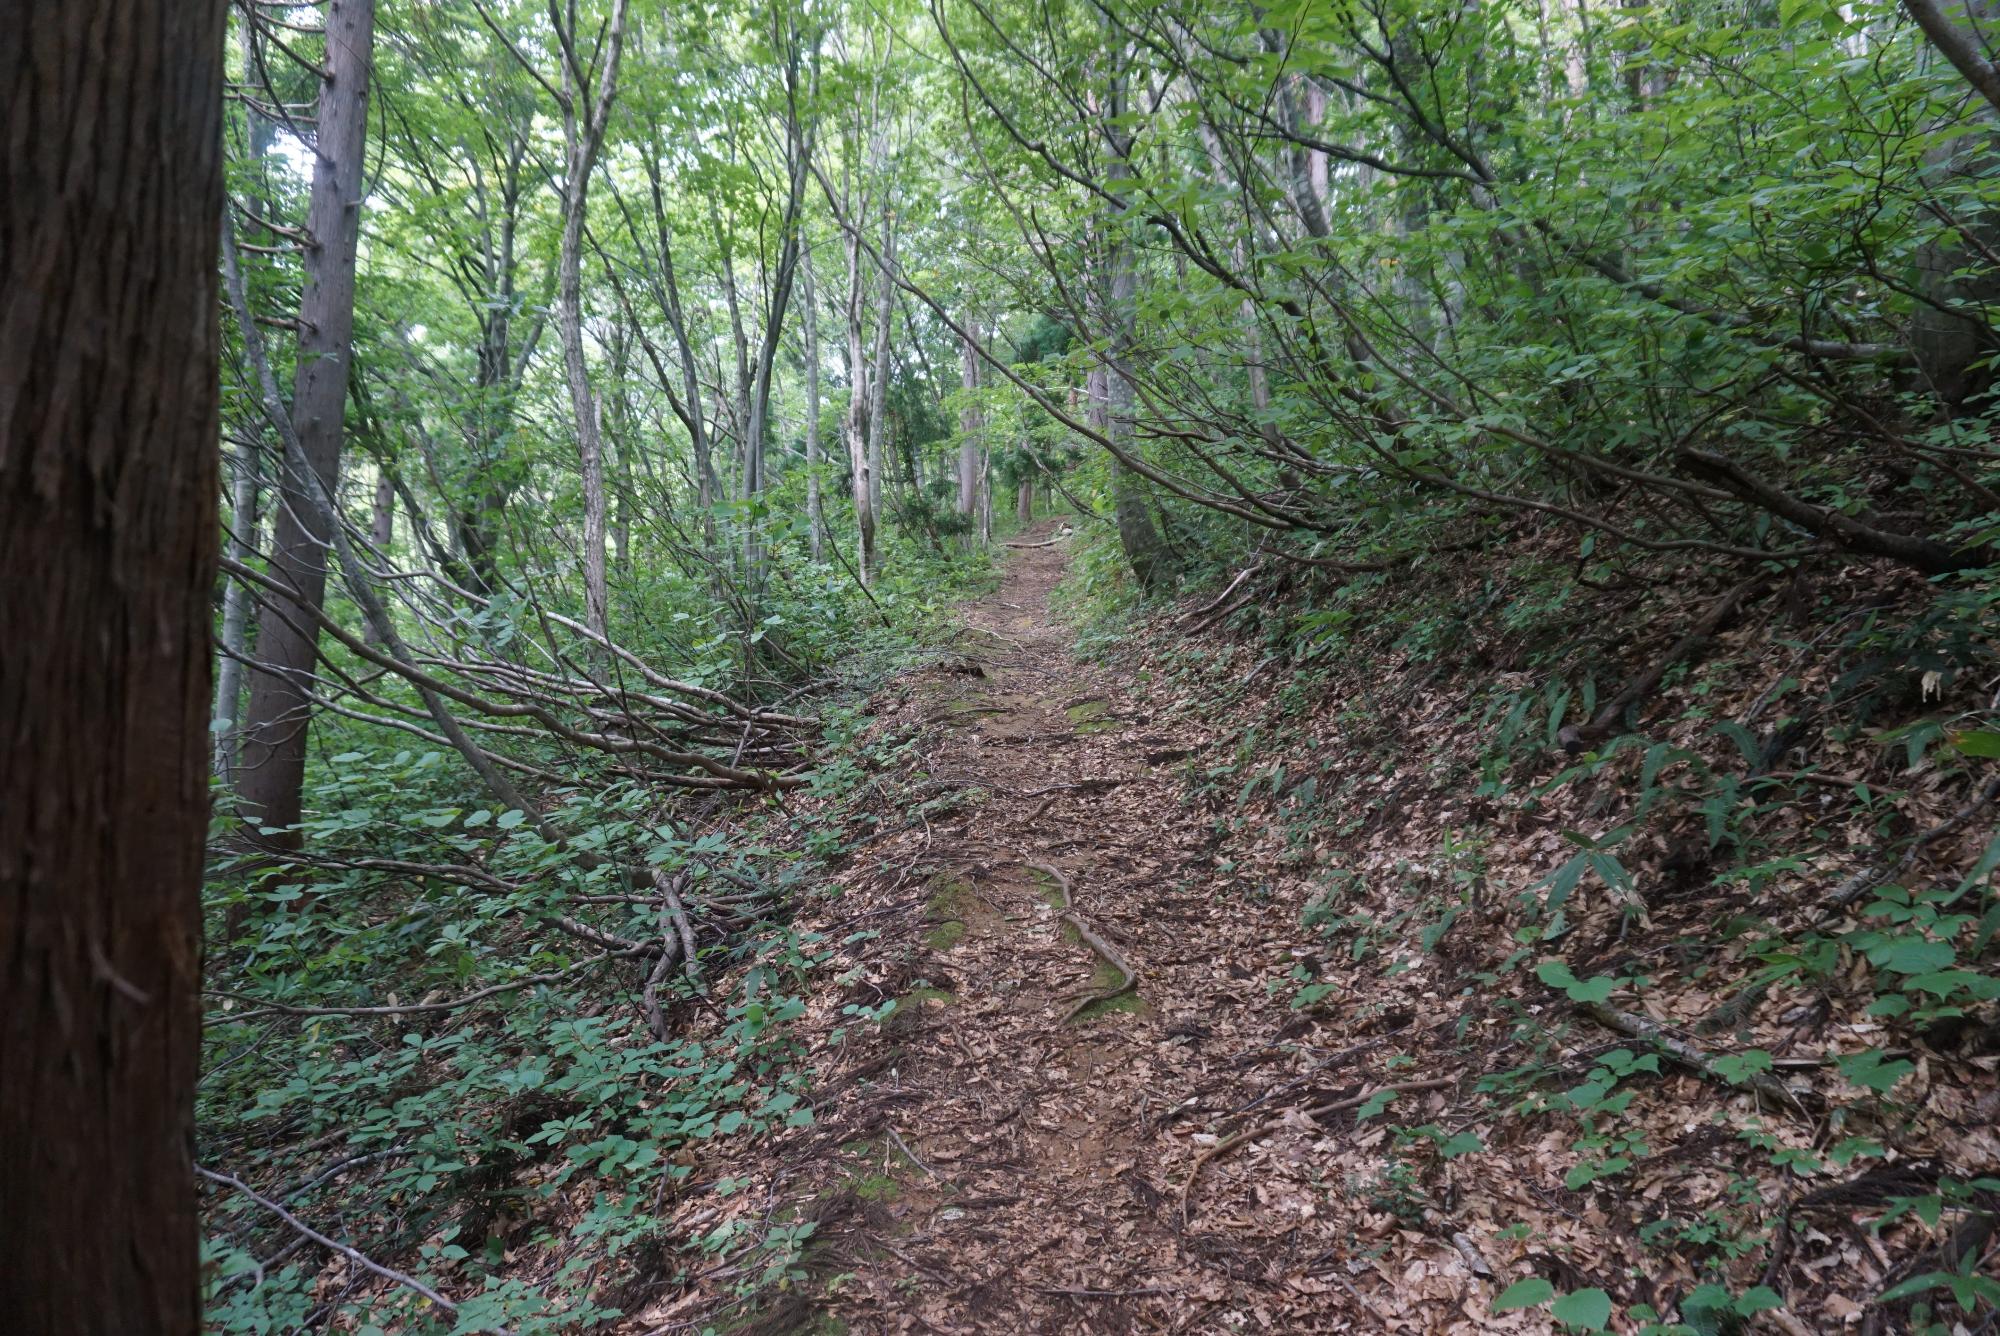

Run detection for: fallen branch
[[196, 1165, 510, 1334], [1179, 562, 1262, 625], [1002, 527, 1071, 549], [642, 870, 701, 1040], [1816, 773, 2000, 922], [1578, 1001, 1806, 1114], [205, 952, 628, 1025], [1186, 591, 1258, 637], [1178, 1077, 1457, 1224], [1678, 448, 1983, 574], [1023, 860, 1139, 1022], [1570, 572, 1772, 746]]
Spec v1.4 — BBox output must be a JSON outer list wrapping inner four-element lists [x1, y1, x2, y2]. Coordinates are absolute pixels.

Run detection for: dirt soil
[[634, 525, 1503, 1334]]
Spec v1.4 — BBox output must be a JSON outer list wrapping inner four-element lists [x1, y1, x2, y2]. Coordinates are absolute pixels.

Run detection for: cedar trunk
[[0, 0, 225, 1328]]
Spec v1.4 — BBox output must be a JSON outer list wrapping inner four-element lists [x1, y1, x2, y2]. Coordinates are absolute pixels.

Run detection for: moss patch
[[926, 873, 1013, 949], [883, 986, 955, 1033], [1027, 867, 1067, 909], [1068, 960, 1146, 1023], [1065, 698, 1116, 734], [1068, 989, 1146, 1023]]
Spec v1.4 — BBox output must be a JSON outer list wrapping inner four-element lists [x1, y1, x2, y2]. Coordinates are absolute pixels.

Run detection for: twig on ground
[[1178, 1078, 1457, 1224], [1816, 774, 2000, 921], [196, 1165, 507, 1333], [1578, 1001, 1808, 1114], [207, 952, 628, 1025]]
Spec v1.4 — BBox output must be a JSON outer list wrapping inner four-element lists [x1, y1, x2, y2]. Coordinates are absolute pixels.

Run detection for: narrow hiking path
[[639, 526, 1491, 1334]]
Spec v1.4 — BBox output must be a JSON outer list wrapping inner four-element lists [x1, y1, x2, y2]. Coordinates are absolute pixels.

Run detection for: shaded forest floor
[[634, 527, 1412, 1332], [624, 526, 2000, 1336]]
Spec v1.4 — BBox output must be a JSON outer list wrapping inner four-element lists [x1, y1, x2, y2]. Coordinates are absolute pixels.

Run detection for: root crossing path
[[647, 526, 1470, 1334]]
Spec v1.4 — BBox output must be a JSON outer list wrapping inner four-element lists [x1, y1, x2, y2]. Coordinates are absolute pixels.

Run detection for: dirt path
[[645, 527, 1458, 1334]]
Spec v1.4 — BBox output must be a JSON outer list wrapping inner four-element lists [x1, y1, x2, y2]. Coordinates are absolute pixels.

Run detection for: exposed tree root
[[1022, 860, 1138, 1022], [1002, 530, 1070, 550]]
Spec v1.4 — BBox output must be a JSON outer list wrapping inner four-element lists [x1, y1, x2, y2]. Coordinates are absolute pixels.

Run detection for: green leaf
[[1878, 1271, 1951, 1303], [1440, 1130, 1484, 1158], [1536, 960, 1616, 1003], [1536, 961, 1580, 990], [1551, 1287, 1612, 1330], [496, 809, 526, 829], [1492, 1278, 1555, 1312], [1356, 1088, 1398, 1120], [1837, 1048, 1914, 1094], [1867, 936, 1953, 975], [1903, 969, 2000, 1000], [1710, 1049, 1773, 1085], [1948, 728, 2000, 758], [1734, 1286, 1784, 1315]]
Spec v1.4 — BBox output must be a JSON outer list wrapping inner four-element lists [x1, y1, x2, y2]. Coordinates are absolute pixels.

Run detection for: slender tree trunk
[[642, 147, 717, 552], [843, 224, 876, 584], [864, 214, 895, 519], [979, 448, 993, 544], [236, 0, 376, 836], [371, 470, 394, 549], [1101, 102, 1169, 587], [214, 433, 260, 779], [461, 143, 532, 599], [801, 238, 827, 561], [215, 14, 272, 784], [554, 0, 630, 643], [0, 1, 223, 1327], [957, 318, 982, 526]]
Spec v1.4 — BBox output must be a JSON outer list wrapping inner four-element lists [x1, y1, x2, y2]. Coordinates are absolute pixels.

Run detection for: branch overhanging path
[[642, 526, 1461, 1333]]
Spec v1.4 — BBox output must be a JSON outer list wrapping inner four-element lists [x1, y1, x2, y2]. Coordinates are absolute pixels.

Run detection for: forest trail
[[652, 527, 1423, 1334]]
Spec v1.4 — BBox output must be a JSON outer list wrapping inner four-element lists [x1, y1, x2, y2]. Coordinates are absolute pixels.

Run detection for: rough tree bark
[[0, 0, 224, 1328], [1905, 0, 2000, 406], [235, 0, 376, 837]]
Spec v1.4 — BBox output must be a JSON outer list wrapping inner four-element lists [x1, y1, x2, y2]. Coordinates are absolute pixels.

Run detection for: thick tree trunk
[[1018, 475, 1035, 524], [236, 0, 376, 837], [0, 1, 223, 1328], [1907, 0, 2000, 406]]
